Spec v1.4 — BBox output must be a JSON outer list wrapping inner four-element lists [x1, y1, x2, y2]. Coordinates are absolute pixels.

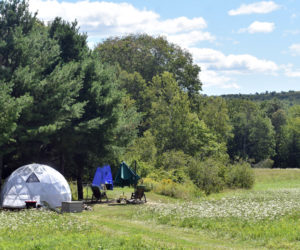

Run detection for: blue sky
[[29, 0, 300, 95]]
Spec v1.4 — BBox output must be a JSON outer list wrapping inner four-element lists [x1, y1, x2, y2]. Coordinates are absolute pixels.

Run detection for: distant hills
[[221, 90, 300, 106]]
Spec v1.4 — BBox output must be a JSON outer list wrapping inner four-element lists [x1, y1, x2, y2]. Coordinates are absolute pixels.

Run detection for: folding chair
[[91, 184, 108, 203], [131, 185, 146, 203]]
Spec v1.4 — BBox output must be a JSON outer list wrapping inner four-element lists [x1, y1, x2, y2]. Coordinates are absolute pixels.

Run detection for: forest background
[[0, 0, 299, 198]]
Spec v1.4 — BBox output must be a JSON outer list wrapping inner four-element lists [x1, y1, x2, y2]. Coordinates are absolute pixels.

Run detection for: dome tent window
[[26, 173, 40, 183]]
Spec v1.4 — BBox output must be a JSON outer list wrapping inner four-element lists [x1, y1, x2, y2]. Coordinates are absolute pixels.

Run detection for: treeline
[[221, 91, 300, 106], [0, 0, 299, 197]]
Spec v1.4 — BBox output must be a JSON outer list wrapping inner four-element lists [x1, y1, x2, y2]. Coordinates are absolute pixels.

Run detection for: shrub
[[188, 159, 226, 195], [225, 161, 254, 189], [142, 177, 159, 192], [142, 177, 202, 199], [252, 158, 274, 168]]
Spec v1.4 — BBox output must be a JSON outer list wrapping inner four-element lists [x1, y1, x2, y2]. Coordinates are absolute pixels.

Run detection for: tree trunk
[[243, 135, 246, 157], [77, 175, 83, 200], [0, 154, 3, 189], [75, 153, 85, 200], [59, 152, 65, 175]]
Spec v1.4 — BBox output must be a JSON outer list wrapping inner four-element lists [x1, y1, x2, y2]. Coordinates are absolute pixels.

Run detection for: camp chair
[[131, 185, 146, 203], [91, 184, 108, 203]]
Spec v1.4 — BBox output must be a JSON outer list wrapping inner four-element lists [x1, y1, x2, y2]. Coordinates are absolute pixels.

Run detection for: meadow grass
[[254, 168, 300, 190], [1, 169, 300, 249]]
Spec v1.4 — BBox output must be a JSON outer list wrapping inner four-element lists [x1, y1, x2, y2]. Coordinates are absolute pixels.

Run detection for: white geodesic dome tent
[[0, 163, 71, 208]]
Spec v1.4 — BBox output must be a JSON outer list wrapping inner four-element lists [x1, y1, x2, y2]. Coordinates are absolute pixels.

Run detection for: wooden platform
[[61, 201, 83, 213]]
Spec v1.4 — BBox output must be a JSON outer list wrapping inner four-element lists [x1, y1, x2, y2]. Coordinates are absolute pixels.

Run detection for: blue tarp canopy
[[92, 165, 113, 190], [114, 161, 140, 187]]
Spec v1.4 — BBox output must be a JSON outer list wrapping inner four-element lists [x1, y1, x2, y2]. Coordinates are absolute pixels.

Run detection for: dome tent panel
[[26, 173, 40, 183], [0, 164, 71, 208]]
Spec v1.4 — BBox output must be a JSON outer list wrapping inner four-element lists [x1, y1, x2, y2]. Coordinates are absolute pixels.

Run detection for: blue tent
[[92, 165, 113, 190]]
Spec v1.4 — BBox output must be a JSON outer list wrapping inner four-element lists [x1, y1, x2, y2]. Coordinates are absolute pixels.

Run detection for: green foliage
[[228, 99, 276, 162], [188, 158, 226, 195], [2, 0, 299, 202], [186, 158, 254, 194], [121, 130, 156, 177], [248, 115, 276, 161], [0, 83, 31, 148], [286, 105, 300, 167], [225, 161, 254, 189], [197, 96, 233, 144], [96, 34, 202, 96], [49, 17, 88, 63], [225, 96, 298, 168], [158, 150, 190, 171], [0, 0, 37, 80], [118, 71, 147, 112], [142, 177, 201, 199], [123, 130, 157, 164], [222, 90, 300, 105], [148, 72, 217, 157], [252, 158, 274, 168], [0, 1, 139, 195]]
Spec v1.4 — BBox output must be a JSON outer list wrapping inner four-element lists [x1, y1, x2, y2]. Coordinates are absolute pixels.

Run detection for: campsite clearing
[[2, 169, 300, 249]]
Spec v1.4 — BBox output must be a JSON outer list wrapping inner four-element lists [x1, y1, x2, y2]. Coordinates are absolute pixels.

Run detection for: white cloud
[[200, 68, 240, 90], [189, 48, 279, 74], [167, 31, 215, 48], [289, 44, 300, 56], [228, 1, 280, 16], [28, 0, 283, 93], [239, 21, 275, 34], [29, 0, 213, 46], [284, 64, 300, 77], [188, 48, 278, 91], [285, 70, 300, 77], [291, 13, 297, 19]]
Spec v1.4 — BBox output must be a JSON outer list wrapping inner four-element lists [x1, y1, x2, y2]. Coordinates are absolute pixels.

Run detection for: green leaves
[[96, 34, 202, 96], [0, 83, 31, 148]]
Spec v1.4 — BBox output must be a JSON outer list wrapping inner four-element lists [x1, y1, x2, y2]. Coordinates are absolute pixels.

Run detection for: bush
[[142, 177, 203, 199], [225, 161, 254, 189], [142, 177, 159, 192], [188, 159, 226, 195], [252, 158, 274, 168], [145, 156, 255, 197]]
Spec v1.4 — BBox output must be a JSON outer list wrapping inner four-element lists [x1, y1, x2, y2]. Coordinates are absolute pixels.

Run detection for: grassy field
[[2, 169, 300, 249]]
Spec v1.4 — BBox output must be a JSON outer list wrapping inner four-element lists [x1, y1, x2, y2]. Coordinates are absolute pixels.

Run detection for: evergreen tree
[[0, 0, 37, 81], [49, 17, 88, 63], [0, 1, 140, 197], [0, 83, 30, 180]]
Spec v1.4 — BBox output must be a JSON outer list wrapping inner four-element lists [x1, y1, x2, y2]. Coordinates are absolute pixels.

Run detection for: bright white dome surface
[[0, 164, 71, 208]]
